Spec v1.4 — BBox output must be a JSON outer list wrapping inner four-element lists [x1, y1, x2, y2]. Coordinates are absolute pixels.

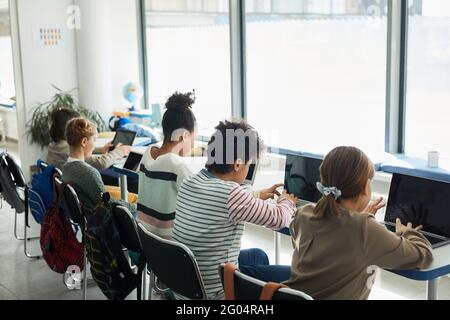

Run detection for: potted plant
[[27, 86, 107, 149]]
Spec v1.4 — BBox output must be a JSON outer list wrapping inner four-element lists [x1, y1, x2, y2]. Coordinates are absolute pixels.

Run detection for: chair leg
[[14, 211, 39, 241], [23, 221, 41, 259], [141, 267, 147, 300], [82, 245, 87, 300], [149, 271, 155, 300], [142, 266, 148, 300], [14, 211, 24, 240]]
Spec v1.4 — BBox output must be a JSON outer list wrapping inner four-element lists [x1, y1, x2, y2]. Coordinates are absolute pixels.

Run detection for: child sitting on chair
[[62, 118, 137, 213]]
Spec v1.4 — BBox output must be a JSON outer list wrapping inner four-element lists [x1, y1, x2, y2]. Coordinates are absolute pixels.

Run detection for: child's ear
[[363, 179, 371, 196], [81, 137, 88, 148]]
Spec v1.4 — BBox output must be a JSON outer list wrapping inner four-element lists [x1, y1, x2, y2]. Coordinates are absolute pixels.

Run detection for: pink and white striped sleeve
[[227, 185, 296, 229]]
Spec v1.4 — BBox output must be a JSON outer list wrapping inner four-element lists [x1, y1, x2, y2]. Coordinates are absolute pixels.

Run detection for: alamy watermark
[[67, 5, 81, 30]]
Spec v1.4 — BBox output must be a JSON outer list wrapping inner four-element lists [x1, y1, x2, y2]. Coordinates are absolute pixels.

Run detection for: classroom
[[0, 0, 450, 304]]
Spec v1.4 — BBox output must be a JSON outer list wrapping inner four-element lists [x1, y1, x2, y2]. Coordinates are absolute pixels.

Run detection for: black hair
[[206, 120, 264, 174], [49, 108, 81, 142], [162, 91, 197, 142]]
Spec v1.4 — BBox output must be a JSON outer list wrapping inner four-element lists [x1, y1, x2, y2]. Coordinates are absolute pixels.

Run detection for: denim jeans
[[238, 248, 291, 283]]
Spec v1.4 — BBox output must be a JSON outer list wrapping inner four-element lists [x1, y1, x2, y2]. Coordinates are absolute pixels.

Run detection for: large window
[[0, 0, 15, 101], [144, 0, 231, 132], [405, 0, 450, 158], [245, 0, 388, 156]]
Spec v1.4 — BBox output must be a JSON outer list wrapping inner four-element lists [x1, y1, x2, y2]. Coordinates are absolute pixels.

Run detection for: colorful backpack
[[29, 160, 57, 225], [40, 179, 84, 274]]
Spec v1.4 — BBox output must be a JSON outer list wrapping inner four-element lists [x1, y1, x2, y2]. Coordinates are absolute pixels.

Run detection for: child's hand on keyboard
[[259, 183, 284, 200], [279, 190, 298, 205]]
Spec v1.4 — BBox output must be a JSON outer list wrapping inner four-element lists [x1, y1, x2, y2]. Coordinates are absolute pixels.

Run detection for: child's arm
[[227, 185, 296, 229]]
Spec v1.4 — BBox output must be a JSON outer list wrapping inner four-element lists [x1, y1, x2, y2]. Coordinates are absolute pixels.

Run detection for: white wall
[[10, 0, 78, 179], [75, 0, 141, 121], [10, 0, 141, 178]]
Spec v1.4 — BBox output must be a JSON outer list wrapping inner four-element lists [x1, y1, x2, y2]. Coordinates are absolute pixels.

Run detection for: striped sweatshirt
[[137, 151, 193, 239], [173, 169, 297, 300]]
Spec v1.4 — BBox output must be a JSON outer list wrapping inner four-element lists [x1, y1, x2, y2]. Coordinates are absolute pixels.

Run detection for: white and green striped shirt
[[137, 151, 193, 239], [173, 169, 296, 300]]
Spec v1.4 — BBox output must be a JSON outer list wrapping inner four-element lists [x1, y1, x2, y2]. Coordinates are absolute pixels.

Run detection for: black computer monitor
[[123, 152, 143, 172], [284, 154, 322, 203], [244, 162, 258, 185], [385, 173, 450, 241]]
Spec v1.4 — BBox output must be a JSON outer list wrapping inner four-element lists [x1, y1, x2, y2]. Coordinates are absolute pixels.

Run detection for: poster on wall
[[32, 26, 67, 50]]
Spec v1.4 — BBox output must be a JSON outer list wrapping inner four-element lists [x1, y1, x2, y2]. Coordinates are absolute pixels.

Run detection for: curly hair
[[66, 118, 97, 147], [162, 91, 197, 142]]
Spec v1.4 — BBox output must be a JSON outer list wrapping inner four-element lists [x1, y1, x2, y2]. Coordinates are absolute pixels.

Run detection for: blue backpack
[[29, 160, 57, 225]]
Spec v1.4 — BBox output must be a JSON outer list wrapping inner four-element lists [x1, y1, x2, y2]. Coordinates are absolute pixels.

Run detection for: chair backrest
[[0, 153, 26, 212], [219, 264, 313, 300], [3, 153, 26, 188], [137, 223, 207, 300], [112, 205, 142, 253], [60, 181, 84, 227]]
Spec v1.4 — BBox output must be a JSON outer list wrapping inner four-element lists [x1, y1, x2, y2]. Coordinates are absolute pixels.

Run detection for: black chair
[[0, 153, 40, 258], [57, 178, 88, 300], [137, 223, 207, 300], [219, 263, 313, 300], [112, 205, 146, 300]]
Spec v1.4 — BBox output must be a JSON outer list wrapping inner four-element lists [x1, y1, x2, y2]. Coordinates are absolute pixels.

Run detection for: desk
[[95, 137, 154, 149], [380, 155, 450, 183]]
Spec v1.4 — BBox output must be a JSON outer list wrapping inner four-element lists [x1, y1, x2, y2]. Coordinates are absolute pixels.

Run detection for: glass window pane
[[144, 0, 231, 132], [245, 0, 388, 156], [405, 0, 450, 158], [0, 0, 15, 100]]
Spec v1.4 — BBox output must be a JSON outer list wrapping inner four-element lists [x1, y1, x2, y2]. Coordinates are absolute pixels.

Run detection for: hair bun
[[165, 91, 195, 112]]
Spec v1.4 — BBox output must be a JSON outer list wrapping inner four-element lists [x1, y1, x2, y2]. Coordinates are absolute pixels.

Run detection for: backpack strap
[[224, 263, 238, 300], [259, 282, 288, 300]]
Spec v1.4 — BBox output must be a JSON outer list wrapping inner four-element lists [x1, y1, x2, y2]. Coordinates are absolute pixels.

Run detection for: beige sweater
[[46, 140, 124, 170], [284, 204, 433, 300]]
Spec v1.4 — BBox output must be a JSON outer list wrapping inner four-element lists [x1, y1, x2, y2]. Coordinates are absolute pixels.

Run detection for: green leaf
[[26, 86, 107, 149]]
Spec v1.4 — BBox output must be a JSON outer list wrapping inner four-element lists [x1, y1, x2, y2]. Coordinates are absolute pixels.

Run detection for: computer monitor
[[284, 154, 322, 203], [110, 129, 137, 151], [244, 162, 258, 186], [123, 151, 143, 172], [385, 173, 450, 247]]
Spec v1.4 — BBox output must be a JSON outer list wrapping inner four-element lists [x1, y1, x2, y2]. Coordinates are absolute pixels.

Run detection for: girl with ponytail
[[137, 91, 198, 239], [284, 146, 433, 300]]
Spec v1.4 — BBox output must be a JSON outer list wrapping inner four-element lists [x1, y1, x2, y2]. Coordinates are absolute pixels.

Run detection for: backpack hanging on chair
[[84, 193, 137, 300], [29, 160, 57, 225], [40, 177, 84, 274]]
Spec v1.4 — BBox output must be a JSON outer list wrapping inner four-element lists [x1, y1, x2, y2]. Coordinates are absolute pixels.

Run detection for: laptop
[[284, 154, 323, 207], [110, 129, 137, 151], [243, 162, 259, 186], [384, 173, 450, 249], [122, 151, 144, 173]]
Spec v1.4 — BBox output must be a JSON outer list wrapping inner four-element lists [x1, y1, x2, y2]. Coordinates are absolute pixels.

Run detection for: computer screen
[[244, 163, 258, 185], [385, 173, 450, 238], [111, 130, 137, 151], [284, 154, 322, 203], [123, 152, 143, 172]]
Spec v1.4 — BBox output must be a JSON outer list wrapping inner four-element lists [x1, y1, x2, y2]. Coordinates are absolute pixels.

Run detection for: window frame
[[138, 0, 412, 156]]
